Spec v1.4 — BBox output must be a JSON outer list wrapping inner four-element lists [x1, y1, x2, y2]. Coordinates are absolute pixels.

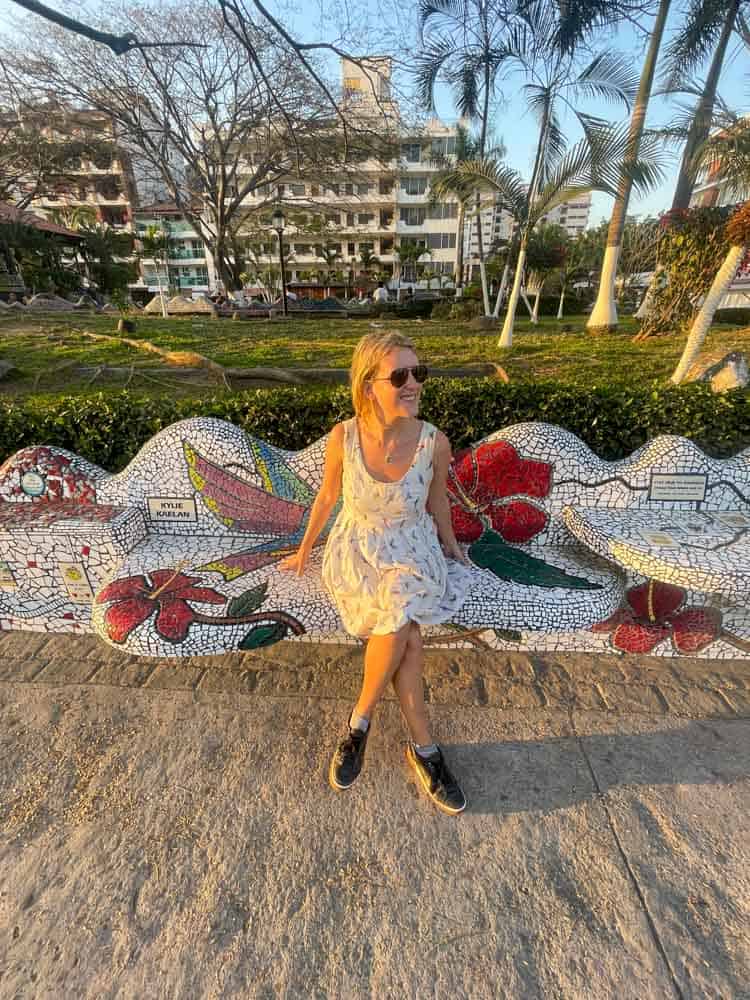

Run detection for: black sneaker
[[406, 744, 466, 815], [329, 724, 369, 790]]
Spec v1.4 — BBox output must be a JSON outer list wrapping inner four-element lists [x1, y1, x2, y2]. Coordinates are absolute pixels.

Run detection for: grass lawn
[[1, 310, 749, 403]]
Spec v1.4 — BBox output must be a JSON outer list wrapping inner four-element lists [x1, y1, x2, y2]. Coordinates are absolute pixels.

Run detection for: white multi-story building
[[130, 201, 209, 300], [202, 58, 463, 294]]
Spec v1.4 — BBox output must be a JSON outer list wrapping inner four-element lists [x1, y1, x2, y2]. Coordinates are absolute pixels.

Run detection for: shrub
[[450, 299, 482, 320], [430, 301, 453, 320], [1, 381, 748, 471]]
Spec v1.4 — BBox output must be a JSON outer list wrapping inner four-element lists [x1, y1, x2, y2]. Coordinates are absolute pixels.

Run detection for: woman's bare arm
[[427, 431, 470, 564], [278, 423, 344, 575]]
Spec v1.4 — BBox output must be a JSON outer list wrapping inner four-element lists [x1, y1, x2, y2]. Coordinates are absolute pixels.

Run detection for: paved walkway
[[0, 633, 748, 998]]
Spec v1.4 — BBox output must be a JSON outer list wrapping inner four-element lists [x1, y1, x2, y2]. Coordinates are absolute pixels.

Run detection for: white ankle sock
[[350, 710, 369, 733]]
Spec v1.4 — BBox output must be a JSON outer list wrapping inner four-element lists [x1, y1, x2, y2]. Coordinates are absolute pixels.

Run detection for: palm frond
[[451, 59, 481, 118], [691, 116, 750, 199], [574, 50, 639, 108], [414, 37, 455, 109], [554, 0, 625, 54], [661, 0, 730, 91], [439, 157, 529, 220]]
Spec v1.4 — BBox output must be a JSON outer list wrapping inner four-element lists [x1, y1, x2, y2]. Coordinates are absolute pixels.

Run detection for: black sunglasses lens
[[389, 368, 409, 388], [413, 365, 428, 383]]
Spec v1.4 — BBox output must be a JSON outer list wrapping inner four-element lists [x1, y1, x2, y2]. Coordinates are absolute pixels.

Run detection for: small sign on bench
[[648, 472, 707, 502], [147, 497, 198, 524]]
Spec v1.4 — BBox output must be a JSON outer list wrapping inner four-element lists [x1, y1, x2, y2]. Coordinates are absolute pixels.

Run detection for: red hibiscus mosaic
[[592, 580, 721, 654], [447, 440, 552, 544], [0, 447, 98, 504], [96, 570, 226, 644]]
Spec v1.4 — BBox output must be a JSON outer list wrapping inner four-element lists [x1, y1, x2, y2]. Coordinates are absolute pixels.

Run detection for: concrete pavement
[[0, 632, 748, 998]]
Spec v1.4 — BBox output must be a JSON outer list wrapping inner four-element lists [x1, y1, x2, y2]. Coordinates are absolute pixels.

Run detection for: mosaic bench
[[0, 419, 748, 661]]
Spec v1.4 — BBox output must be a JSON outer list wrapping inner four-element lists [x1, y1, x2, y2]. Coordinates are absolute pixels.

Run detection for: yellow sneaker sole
[[405, 746, 466, 815]]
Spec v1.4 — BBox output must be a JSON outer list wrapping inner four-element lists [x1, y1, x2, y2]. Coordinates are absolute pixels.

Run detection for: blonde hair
[[350, 330, 416, 416]]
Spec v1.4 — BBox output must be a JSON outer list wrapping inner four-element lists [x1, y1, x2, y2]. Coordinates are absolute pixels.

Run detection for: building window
[[290, 183, 305, 196], [380, 237, 394, 254], [379, 178, 393, 195], [430, 138, 456, 159], [310, 184, 320, 196], [325, 211, 340, 225], [401, 176, 427, 196], [344, 182, 355, 196], [357, 183, 372, 195], [399, 207, 426, 226], [359, 241, 374, 253], [343, 77, 362, 91], [427, 232, 457, 250], [380, 210, 394, 227], [347, 241, 356, 255], [428, 202, 458, 220], [327, 183, 339, 196], [358, 213, 374, 225], [401, 143, 421, 163], [295, 244, 311, 254]]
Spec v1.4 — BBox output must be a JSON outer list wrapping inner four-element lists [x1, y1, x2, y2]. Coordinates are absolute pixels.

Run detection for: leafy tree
[[524, 222, 568, 321], [416, 0, 511, 313], [586, 0, 670, 331], [5, 2, 393, 291], [671, 118, 750, 382], [664, 0, 745, 211]]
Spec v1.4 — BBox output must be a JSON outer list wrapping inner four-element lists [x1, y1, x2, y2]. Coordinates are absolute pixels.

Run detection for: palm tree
[[416, 0, 511, 315], [524, 223, 569, 322], [430, 125, 482, 296], [395, 240, 422, 294], [665, 0, 744, 211], [586, 0, 671, 331], [499, 1, 659, 344], [671, 119, 750, 383], [441, 123, 660, 348], [357, 246, 380, 279]]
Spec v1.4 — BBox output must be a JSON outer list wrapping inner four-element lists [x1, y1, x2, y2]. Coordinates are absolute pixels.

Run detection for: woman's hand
[[442, 540, 471, 566], [277, 546, 311, 576]]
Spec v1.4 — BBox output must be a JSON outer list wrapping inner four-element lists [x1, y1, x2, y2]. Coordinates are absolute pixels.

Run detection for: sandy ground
[[0, 637, 748, 999]]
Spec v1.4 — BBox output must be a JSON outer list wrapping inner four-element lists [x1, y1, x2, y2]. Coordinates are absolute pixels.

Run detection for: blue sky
[[1, 0, 748, 226]]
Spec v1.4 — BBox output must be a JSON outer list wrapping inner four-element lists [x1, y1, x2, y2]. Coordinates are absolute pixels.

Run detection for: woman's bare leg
[[391, 623, 432, 745], [353, 622, 411, 721]]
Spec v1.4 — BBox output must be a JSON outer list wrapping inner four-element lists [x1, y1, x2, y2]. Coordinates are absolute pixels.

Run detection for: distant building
[[131, 202, 209, 299], [5, 106, 139, 230], [205, 58, 463, 294]]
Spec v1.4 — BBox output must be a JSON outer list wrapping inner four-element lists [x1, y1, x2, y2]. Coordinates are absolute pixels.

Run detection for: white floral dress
[[322, 417, 473, 637]]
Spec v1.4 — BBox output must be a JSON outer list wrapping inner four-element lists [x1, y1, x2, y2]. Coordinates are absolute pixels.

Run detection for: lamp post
[[271, 206, 288, 316], [155, 227, 169, 318], [344, 264, 352, 300]]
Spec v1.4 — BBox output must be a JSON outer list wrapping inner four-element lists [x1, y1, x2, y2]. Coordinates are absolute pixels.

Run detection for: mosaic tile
[[0, 418, 747, 659]]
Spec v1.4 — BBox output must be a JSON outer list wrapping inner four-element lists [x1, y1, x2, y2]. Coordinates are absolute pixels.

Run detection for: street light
[[271, 206, 288, 316], [155, 226, 170, 318]]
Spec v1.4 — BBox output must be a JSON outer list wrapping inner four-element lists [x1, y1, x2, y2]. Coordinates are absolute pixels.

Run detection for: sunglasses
[[369, 365, 429, 388]]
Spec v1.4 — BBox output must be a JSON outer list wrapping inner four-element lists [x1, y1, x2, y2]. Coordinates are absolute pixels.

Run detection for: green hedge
[[0, 380, 748, 472]]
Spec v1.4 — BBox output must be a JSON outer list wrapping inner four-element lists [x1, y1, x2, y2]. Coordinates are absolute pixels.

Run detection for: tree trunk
[[475, 192, 491, 314], [492, 261, 510, 317], [499, 244, 526, 348], [670, 244, 745, 383], [455, 200, 465, 295], [557, 287, 565, 319], [531, 289, 540, 323], [671, 0, 740, 211], [587, 0, 671, 331]]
